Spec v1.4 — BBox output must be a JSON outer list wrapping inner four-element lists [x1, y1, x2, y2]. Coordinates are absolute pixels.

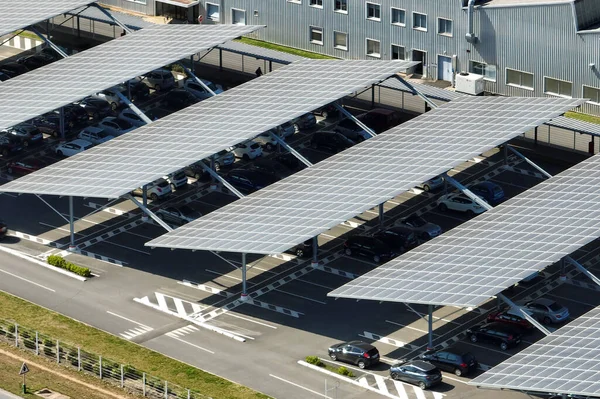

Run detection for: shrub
[[337, 366, 354, 377], [305, 355, 324, 367], [46, 255, 92, 278]]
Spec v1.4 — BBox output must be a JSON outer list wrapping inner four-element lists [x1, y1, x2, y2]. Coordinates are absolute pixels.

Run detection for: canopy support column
[[565, 256, 600, 288], [241, 253, 248, 301], [378, 203, 384, 228], [311, 236, 319, 268], [68, 196, 76, 251], [507, 146, 552, 179], [209, 155, 217, 189], [92, 4, 133, 34], [59, 107, 66, 141], [332, 103, 376, 138], [114, 91, 152, 125], [443, 174, 493, 211], [126, 194, 172, 231], [199, 163, 245, 198], [179, 64, 216, 97], [427, 305, 434, 350], [393, 75, 438, 110], [28, 27, 68, 58], [141, 185, 148, 222], [497, 293, 551, 336], [268, 132, 312, 167]]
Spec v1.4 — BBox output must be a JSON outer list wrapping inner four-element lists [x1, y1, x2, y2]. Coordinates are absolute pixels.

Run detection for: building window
[[366, 38, 381, 58], [391, 44, 406, 60], [413, 12, 427, 31], [544, 77, 572, 98], [506, 68, 534, 90], [310, 0, 323, 7], [310, 26, 323, 45], [583, 85, 600, 105], [438, 18, 452, 36], [469, 61, 497, 82], [334, 0, 347, 13], [334, 31, 348, 50], [231, 8, 246, 24], [206, 2, 220, 22], [391, 8, 405, 26], [366, 3, 381, 21]]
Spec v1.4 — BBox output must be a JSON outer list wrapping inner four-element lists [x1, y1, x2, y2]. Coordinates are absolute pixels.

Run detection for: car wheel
[[295, 248, 304, 257], [373, 255, 381, 263], [214, 162, 221, 171], [155, 84, 161, 92], [438, 203, 448, 212], [357, 360, 366, 369], [390, 372, 399, 380], [322, 111, 328, 119], [23, 141, 29, 148], [454, 368, 463, 377], [543, 316, 552, 325], [150, 193, 158, 201], [194, 173, 202, 180], [111, 102, 117, 111], [266, 143, 274, 151], [500, 342, 508, 351], [170, 183, 176, 191], [242, 154, 250, 161], [7, 167, 13, 174], [344, 248, 352, 256], [418, 381, 427, 390], [329, 353, 337, 361], [56, 150, 63, 156], [52, 131, 59, 138], [423, 184, 431, 192], [470, 334, 478, 343], [466, 210, 475, 217]]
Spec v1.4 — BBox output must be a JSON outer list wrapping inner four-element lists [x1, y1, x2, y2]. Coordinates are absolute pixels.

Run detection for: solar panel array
[[0, 0, 94, 36], [146, 97, 583, 254], [380, 78, 466, 102], [329, 148, 600, 307], [471, 305, 600, 396], [0, 60, 413, 198], [547, 115, 600, 137], [0, 23, 262, 132], [68, 5, 154, 30]]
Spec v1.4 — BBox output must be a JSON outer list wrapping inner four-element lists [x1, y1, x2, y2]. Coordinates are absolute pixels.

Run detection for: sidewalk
[[0, 388, 22, 399]]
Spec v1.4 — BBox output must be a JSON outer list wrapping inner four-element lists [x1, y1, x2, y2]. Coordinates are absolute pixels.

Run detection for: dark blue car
[[470, 181, 505, 205]]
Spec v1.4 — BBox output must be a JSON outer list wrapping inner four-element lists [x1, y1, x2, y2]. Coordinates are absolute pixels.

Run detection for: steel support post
[[28, 27, 68, 58], [507, 146, 552, 179], [379, 203, 384, 229], [503, 144, 508, 165], [268, 132, 312, 167], [269, 60, 273, 73], [219, 49, 223, 70], [179, 64, 216, 97], [560, 258, 567, 281], [68, 196, 76, 251], [427, 305, 434, 349], [92, 4, 133, 34], [565, 256, 600, 287], [393, 75, 438, 110], [77, 16, 81, 38], [497, 293, 551, 336], [141, 185, 148, 222], [443, 174, 493, 211], [209, 155, 218, 189], [371, 84, 375, 108], [127, 195, 173, 232], [241, 253, 248, 301], [59, 107, 66, 141], [332, 103, 377, 138], [199, 163, 245, 198], [534, 126, 538, 146], [114, 91, 153, 125], [311, 236, 319, 268]]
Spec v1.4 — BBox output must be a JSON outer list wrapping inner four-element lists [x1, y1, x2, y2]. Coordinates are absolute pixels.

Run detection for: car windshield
[[205, 82, 218, 91], [493, 186, 503, 194], [281, 122, 292, 129], [217, 150, 228, 156], [156, 180, 169, 188], [179, 205, 197, 216], [407, 215, 426, 227], [173, 171, 186, 180], [548, 302, 563, 311], [115, 119, 132, 129], [250, 143, 260, 150]]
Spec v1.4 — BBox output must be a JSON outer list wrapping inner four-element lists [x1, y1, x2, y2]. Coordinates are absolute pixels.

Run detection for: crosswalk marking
[[393, 380, 410, 399], [358, 376, 369, 388], [413, 386, 427, 399], [119, 325, 153, 340], [166, 325, 199, 338], [374, 374, 388, 394]]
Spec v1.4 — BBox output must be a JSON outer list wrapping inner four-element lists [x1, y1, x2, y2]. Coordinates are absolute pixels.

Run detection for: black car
[[310, 131, 354, 153], [0, 220, 7, 239], [466, 322, 523, 351], [390, 360, 442, 389], [0, 133, 24, 156], [164, 89, 199, 111], [251, 159, 294, 179], [184, 161, 210, 180], [312, 103, 339, 119], [30, 112, 75, 137], [328, 341, 379, 369], [0, 71, 10, 81], [39, 47, 62, 62], [469, 181, 505, 205], [343, 235, 395, 263], [374, 226, 417, 252], [75, 97, 112, 119], [289, 239, 313, 258], [3, 124, 44, 147], [157, 205, 202, 225], [17, 54, 52, 70], [118, 79, 150, 102], [272, 152, 303, 171], [0, 62, 29, 78], [62, 104, 90, 124], [226, 169, 279, 193], [419, 348, 478, 376]]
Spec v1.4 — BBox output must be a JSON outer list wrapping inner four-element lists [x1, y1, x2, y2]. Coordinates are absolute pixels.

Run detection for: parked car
[[466, 322, 523, 351], [272, 153, 303, 171], [156, 205, 201, 225], [225, 168, 278, 193], [76, 97, 112, 119], [17, 54, 51, 71], [7, 159, 45, 175], [183, 78, 223, 100], [231, 141, 262, 160], [164, 170, 188, 191], [118, 108, 148, 127], [146, 108, 170, 122], [0, 62, 29, 78], [0, 133, 24, 156], [357, 108, 402, 133], [98, 117, 135, 136], [310, 131, 354, 153], [278, 122, 296, 138], [0, 220, 7, 238], [3, 124, 44, 147], [343, 235, 395, 263], [389, 360, 442, 389], [164, 88, 199, 111], [334, 119, 370, 142], [39, 47, 62, 62], [420, 175, 444, 192], [62, 104, 90, 124], [288, 239, 313, 258], [30, 113, 65, 136], [184, 162, 208, 180], [438, 193, 487, 216], [487, 307, 534, 331], [516, 298, 570, 324], [210, 150, 236, 170], [328, 341, 379, 369], [253, 132, 279, 151], [0, 71, 10, 81], [93, 89, 122, 110], [55, 139, 93, 157], [77, 126, 114, 145], [374, 226, 417, 253], [115, 79, 150, 102], [469, 181, 505, 205], [132, 178, 172, 201], [419, 348, 478, 376], [291, 113, 317, 130], [251, 158, 295, 179], [313, 103, 339, 120], [395, 214, 442, 241], [138, 69, 175, 91]]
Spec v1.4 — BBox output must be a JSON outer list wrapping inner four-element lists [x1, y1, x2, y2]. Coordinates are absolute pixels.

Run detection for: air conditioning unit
[[455, 72, 485, 95]]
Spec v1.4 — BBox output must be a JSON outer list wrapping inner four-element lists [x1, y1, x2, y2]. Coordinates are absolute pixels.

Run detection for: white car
[[132, 178, 172, 201], [184, 79, 224, 100], [137, 69, 175, 92], [55, 139, 93, 157], [77, 126, 113, 145], [164, 170, 188, 191], [231, 140, 263, 160], [93, 89, 121, 110], [438, 193, 487, 215], [98, 117, 135, 136], [253, 132, 279, 151], [118, 108, 148, 127]]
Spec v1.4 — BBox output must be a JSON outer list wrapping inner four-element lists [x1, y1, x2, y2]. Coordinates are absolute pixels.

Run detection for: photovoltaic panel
[[329, 150, 600, 308], [546, 115, 600, 137], [146, 97, 583, 255], [471, 305, 600, 397], [0, 24, 263, 132], [0, 0, 94, 36], [0, 59, 414, 198]]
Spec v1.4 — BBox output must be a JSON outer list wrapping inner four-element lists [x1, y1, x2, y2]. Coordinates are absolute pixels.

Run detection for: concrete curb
[[0, 245, 87, 282]]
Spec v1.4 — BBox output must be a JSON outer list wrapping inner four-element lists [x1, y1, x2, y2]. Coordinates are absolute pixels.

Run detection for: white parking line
[[464, 341, 514, 356], [276, 289, 326, 305], [428, 211, 468, 223], [0, 267, 55, 292], [166, 335, 215, 354], [385, 320, 438, 336], [226, 312, 277, 329], [269, 374, 331, 398], [106, 311, 152, 329], [104, 239, 151, 255], [547, 293, 598, 308], [393, 380, 410, 399], [413, 386, 427, 399]]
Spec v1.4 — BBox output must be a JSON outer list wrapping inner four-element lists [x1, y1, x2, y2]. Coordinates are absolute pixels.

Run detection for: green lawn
[[565, 111, 600, 125], [0, 291, 271, 399], [237, 37, 337, 60]]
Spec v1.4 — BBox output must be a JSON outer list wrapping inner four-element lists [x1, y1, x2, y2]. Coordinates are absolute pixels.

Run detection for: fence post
[[77, 347, 81, 371], [56, 340, 60, 363], [35, 332, 39, 355], [14, 323, 18, 347], [164, 381, 168, 399], [99, 355, 102, 379], [142, 373, 146, 396], [187, 389, 190, 399], [120, 365, 124, 388]]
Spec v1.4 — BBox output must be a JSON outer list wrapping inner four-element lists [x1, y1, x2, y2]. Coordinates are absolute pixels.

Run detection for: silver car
[[395, 214, 442, 241], [518, 298, 570, 324], [420, 175, 444, 192]]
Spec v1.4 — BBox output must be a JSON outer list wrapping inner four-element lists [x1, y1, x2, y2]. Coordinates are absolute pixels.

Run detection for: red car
[[7, 160, 45, 175], [487, 308, 533, 331]]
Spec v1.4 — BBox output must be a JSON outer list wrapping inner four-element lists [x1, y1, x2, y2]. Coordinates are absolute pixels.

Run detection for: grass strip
[[0, 291, 271, 399], [565, 111, 600, 125], [236, 37, 337, 60]]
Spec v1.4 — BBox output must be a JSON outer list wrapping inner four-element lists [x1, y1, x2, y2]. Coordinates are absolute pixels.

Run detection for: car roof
[[410, 360, 437, 371], [473, 181, 498, 189], [531, 298, 555, 306], [82, 126, 104, 134], [505, 307, 533, 317], [69, 139, 93, 146], [347, 341, 376, 350]]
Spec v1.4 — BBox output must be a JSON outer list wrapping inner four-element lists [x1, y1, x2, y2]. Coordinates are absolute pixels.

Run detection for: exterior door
[[412, 50, 426, 76], [438, 55, 453, 81]]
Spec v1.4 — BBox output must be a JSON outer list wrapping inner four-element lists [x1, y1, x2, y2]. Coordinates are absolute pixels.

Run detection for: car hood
[[328, 343, 344, 350], [422, 222, 441, 233]]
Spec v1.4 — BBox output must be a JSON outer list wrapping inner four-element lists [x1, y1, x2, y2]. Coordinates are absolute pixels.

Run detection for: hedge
[[47, 255, 92, 278]]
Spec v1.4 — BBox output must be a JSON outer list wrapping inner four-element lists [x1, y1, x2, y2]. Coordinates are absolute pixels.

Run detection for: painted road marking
[[0, 267, 55, 292], [275, 288, 327, 305], [85, 202, 131, 216], [393, 380, 409, 399], [374, 374, 388, 394], [106, 311, 152, 329], [247, 298, 302, 318], [386, 320, 438, 336], [225, 313, 277, 329], [359, 331, 417, 350], [9, 230, 61, 248], [166, 335, 214, 354], [166, 325, 199, 337], [269, 374, 331, 399], [178, 280, 234, 298], [315, 263, 358, 279]]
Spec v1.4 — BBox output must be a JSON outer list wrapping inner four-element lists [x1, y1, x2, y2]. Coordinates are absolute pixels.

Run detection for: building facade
[[104, 0, 600, 115]]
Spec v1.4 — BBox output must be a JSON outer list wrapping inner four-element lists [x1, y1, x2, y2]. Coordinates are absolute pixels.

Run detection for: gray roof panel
[[68, 5, 154, 29], [546, 115, 600, 137], [146, 96, 583, 255], [217, 40, 305, 64], [379, 79, 466, 102]]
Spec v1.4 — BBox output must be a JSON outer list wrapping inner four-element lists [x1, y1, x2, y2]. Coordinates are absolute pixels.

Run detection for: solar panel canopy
[[471, 305, 600, 397], [0, 0, 94, 36], [330, 147, 600, 308], [146, 97, 583, 255], [0, 23, 262, 132], [0, 60, 414, 198]]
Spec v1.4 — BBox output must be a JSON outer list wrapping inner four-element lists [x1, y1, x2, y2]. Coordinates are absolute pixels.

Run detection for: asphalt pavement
[[0, 389, 22, 399]]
